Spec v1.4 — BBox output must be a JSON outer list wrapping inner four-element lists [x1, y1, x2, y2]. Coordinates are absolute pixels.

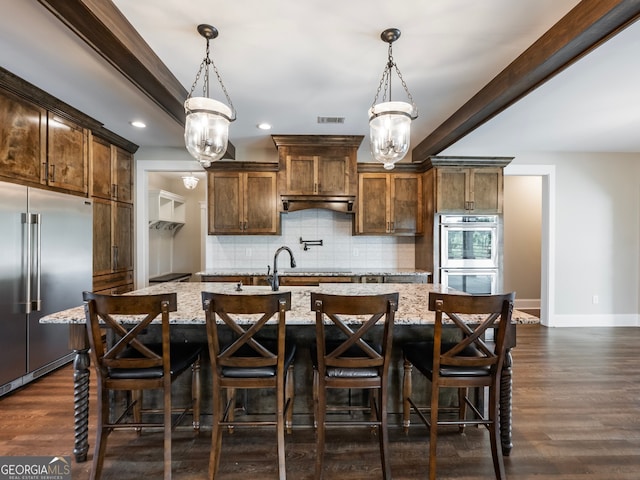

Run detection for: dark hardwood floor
[[2, 324, 640, 479]]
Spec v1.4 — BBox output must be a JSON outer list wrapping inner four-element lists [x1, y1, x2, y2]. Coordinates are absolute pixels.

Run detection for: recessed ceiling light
[[130, 120, 146, 128], [257, 122, 272, 130]]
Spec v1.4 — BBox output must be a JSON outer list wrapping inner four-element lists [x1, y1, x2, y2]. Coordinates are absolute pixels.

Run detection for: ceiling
[[2, 1, 640, 168]]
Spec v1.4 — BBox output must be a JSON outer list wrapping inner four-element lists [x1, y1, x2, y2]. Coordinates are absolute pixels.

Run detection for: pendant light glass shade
[[368, 101, 414, 170], [184, 97, 233, 167]]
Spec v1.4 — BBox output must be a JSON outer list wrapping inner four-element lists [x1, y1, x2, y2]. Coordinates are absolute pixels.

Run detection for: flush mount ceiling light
[[368, 28, 418, 170], [184, 24, 236, 168], [182, 173, 199, 190]]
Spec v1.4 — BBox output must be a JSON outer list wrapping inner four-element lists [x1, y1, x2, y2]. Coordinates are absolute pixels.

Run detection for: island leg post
[[70, 324, 90, 463]]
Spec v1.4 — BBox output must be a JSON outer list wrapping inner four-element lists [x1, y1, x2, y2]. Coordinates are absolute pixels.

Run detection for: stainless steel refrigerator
[[0, 181, 92, 395]]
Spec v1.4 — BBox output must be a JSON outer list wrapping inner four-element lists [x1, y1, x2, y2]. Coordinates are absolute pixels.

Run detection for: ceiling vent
[[317, 116, 345, 124]]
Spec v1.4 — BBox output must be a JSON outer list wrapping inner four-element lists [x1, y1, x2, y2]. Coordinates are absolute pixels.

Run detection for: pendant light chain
[[187, 37, 236, 120], [371, 42, 417, 117]]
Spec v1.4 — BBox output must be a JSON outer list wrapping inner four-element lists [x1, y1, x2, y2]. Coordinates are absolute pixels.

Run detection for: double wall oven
[[439, 215, 500, 295]]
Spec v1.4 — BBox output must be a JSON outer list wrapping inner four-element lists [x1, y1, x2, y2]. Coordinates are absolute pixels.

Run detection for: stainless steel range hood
[[281, 195, 356, 214]]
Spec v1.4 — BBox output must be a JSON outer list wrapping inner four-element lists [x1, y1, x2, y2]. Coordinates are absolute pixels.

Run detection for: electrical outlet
[[245, 248, 252, 257], [592, 295, 599, 305], [353, 248, 359, 257]]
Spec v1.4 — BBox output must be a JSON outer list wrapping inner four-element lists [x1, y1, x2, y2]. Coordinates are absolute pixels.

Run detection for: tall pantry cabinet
[[90, 135, 135, 294]]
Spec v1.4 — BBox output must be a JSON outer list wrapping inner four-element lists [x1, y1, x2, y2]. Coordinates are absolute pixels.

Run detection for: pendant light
[[368, 28, 418, 170], [182, 173, 199, 190], [184, 24, 236, 168]]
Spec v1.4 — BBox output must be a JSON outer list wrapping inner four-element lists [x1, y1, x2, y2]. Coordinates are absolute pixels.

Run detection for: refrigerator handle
[[32, 213, 42, 311], [21, 213, 32, 314]]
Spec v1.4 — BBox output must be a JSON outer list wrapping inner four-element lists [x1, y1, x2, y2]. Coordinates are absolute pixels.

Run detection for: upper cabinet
[[423, 157, 513, 214], [272, 135, 363, 213], [0, 88, 88, 194], [90, 135, 133, 203], [0, 88, 46, 185], [436, 167, 503, 213], [47, 113, 88, 194], [207, 164, 279, 235], [356, 168, 423, 236], [284, 153, 350, 196]]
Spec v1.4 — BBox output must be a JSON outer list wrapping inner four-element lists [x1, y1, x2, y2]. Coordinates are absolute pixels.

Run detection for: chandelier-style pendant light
[[184, 24, 236, 168], [181, 173, 199, 190], [368, 28, 418, 170]]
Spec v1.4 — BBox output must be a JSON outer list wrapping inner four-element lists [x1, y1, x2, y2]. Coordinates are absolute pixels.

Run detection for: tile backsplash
[[206, 209, 415, 271]]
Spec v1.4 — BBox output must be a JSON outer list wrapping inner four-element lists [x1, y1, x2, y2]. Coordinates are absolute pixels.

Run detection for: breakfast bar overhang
[[41, 282, 538, 463]]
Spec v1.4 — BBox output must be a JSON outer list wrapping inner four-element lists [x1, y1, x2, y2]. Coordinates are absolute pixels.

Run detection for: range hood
[[281, 195, 356, 214]]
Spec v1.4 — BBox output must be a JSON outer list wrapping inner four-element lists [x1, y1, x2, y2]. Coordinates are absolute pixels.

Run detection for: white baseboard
[[547, 314, 639, 327]]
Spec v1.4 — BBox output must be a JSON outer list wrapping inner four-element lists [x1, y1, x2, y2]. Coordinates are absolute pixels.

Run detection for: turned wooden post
[[69, 324, 90, 463]]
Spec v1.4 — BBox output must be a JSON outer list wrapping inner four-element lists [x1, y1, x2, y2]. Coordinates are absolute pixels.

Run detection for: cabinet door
[[114, 146, 133, 203], [113, 201, 133, 272], [91, 136, 113, 199], [93, 197, 113, 276], [244, 172, 278, 233], [285, 154, 316, 194], [47, 113, 88, 194], [317, 155, 349, 195], [209, 172, 243, 233], [357, 173, 389, 234], [436, 167, 467, 212], [470, 168, 502, 212], [390, 174, 423, 235], [0, 89, 46, 184]]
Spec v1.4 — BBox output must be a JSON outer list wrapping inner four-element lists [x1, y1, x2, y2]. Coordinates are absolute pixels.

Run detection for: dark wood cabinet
[[356, 172, 423, 235], [208, 170, 279, 234], [90, 135, 133, 203], [47, 113, 88, 194], [0, 88, 46, 184], [273, 135, 363, 201], [0, 88, 88, 194], [90, 134, 134, 293], [436, 166, 503, 213], [92, 198, 133, 274], [114, 146, 133, 203], [284, 153, 351, 195], [92, 197, 113, 276]]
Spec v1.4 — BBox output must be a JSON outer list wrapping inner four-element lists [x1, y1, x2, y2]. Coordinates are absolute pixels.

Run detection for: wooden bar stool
[[402, 291, 515, 480], [82, 291, 203, 480], [202, 291, 295, 480], [311, 292, 399, 480]]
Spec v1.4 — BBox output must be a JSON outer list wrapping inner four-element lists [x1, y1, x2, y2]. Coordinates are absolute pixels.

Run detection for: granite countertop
[[42, 282, 539, 326], [196, 268, 431, 278]]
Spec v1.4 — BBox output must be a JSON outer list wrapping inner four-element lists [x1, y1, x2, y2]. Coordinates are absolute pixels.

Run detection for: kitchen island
[[42, 282, 537, 463]]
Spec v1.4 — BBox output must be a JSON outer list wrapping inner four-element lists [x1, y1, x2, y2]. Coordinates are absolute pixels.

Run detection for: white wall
[[506, 152, 640, 326]]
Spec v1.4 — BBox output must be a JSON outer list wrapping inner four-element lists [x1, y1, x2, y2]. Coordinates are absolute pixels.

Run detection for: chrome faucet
[[267, 246, 296, 291]]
